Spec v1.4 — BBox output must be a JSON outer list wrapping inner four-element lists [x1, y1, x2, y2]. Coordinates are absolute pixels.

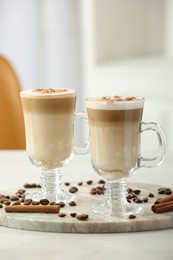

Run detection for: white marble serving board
[[0, 181, 173, 233]]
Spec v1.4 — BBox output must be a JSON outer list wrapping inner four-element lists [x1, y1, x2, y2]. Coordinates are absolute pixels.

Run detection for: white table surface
[[0, 150, 173, 260]]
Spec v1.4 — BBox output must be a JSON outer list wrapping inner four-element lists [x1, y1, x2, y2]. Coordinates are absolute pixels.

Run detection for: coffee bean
[[90, 188, 97, 195], [76, 214, 89, 221], [69, 201, 76, 206], [56, 202, 65, 208], [148, 193, 154, 198], [128, 214, 136, 219], [12, 201, 21, 205], [40, 199, 49, 205], [133, 189, 141, 195], [23, 183, 31, 188], [143, 197, 149, 203], [4, 200, 11, 206], [98, 179, 105, 184], [30, 183, 38, 188], [127, 188, 133, 193], [69, 187, 78, 193], [134, 198, 143, 203], [10, 195, 19, 201], [49, 201, 56, 205], [32, 201, 40, 205], [157, 187, 172, 195], [78, 182, 83, 186], [58, 213, 66, 218], [86, 180, 93, 185], [0, 204, 3, 208], [70, 213, 77, 218], [64, 182, 70, 186], [15, 189, 26, 195], [24, 199, 32, 205]]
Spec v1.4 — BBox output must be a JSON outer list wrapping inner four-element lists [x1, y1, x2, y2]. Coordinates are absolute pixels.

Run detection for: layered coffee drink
[[87, 96, 144, 180], [21, 88, 76, 169]]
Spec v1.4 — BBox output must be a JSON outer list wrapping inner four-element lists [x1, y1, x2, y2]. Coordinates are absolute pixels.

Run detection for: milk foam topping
[[87, 96, 144, 110], [20, 88, 76, 98]]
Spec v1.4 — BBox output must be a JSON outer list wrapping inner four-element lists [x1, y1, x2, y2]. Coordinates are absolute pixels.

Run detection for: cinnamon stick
[[155, 194, 173, 204], [5, 205, 60, 213], [151, 200, 173, 213]]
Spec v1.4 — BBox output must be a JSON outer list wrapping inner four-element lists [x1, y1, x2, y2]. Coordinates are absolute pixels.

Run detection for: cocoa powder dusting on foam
[[32, 88, 68, 94], [100, 96, 137, 102]]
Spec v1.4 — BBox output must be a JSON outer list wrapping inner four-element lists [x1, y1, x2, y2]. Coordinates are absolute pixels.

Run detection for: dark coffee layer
[[21, 96, 76, 114], [87, 108, 143, 126]]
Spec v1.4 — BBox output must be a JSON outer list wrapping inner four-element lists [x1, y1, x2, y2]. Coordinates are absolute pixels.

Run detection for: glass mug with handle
[[20, 88, 90, 203], [86, 95, 166, 217]]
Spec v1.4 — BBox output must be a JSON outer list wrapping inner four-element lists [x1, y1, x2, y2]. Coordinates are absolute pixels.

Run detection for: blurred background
[[0, 0, 173, 151]]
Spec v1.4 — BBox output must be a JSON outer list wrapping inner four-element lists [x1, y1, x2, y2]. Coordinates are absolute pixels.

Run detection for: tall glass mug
[[20, 88, 89, 203], [86, 96, 166, 217]]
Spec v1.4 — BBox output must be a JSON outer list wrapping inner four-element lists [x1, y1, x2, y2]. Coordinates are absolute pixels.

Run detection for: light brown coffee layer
[[21, 96, 76, 114], [87, 108, 143, 126]]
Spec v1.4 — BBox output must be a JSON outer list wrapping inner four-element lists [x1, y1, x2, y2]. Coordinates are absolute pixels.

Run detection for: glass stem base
[[90, 179, 143, 217], [25, 169, 76, 203]]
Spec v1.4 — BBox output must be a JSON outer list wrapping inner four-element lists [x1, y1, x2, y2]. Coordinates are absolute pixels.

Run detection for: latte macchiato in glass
[[87, 96, 143, 180], [87, 95, 166, 217], [20, 88, 83, 203]]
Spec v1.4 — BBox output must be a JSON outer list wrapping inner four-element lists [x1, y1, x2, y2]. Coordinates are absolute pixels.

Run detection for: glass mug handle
[[74, 112, 90, 155], [138, 122, 166, 168]]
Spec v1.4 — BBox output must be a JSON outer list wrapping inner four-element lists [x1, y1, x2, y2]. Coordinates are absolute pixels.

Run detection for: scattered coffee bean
[[143, 197, 149, 203], [23, 183, 31, 188], [158, 187, 172, 195], [10, 195, 19, 201], [31, 201, 40, 205], [90, 186, 105, 195], [70, 213, 77, 218], [76, 214, 89, 221], [12, 201, 21, 205], [40, 199, 49, 205], [49, 201, 56, 205], [127, 188, 133, 193], [148, 193, 154, 198], [90, 188, 97, 195], [4, 200, 11, 206], [0, 204, 3, 208], [23, 183, 40, 189], [133, 189, 141, 195], [0, 197, 8, 203], [58, 213, 66, 218], [64, 182, 70, 186], [96, 186, 105, 195], [15, 189, 26, 195], [128, 214, 136, 219], [98, 179, 105, 184], [56, 202, 65, 208], [30, 183, 38, 188], [69, 187, 78, 193], [69, 201, 76, 206], [78, 182, 83, 186], [86, 180, 93, 185], [24, 199, 32, 205], [134, 198, 143, 203]]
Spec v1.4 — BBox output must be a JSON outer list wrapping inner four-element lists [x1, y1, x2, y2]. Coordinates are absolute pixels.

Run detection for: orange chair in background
[[0, 55, 26, 149]]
